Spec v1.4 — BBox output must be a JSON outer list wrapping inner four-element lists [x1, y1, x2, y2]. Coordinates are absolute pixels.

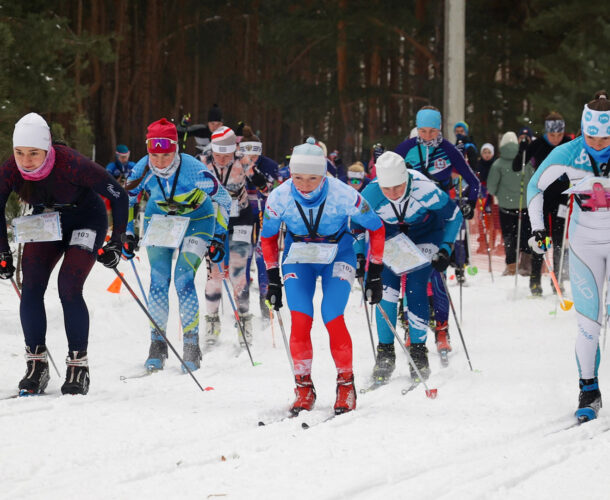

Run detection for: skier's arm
[[196, 168, 231, 236], [527, 161, 571, 231], [443, 142, 480, 201], [260, 191, 283, 269], [350, 195, 385, 264], [438, 197, 464, 254], [512, 141, 534, 172]]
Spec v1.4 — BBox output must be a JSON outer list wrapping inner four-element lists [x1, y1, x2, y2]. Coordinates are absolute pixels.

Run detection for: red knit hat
[[146, 118, 178, 153]]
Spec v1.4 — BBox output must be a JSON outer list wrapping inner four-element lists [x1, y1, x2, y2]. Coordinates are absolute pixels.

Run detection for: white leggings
[[570, 220, 610, 379]]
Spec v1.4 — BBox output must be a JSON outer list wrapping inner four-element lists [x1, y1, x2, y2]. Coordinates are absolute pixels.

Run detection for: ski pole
[[217, 263, 259, 367], [112, 269, 208, 391], [542, 253, 573, 311], [130, 259, 148, 308], [9, 278, 61, 377], [514, 149, 526, 292], [440, 274, 474, 371], [358, 277, 377, 362], [266, 301, 294, 375], [553, 195, 572, 316], [478, 197, 494, 282], [375, 303, 437, 398]]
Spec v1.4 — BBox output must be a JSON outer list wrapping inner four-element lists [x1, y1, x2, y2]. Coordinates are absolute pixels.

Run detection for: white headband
[[211, 143, 236, 154], [347, 171, 365, 180], [582, 104, 610, 138], [238, 141, 263, 155]]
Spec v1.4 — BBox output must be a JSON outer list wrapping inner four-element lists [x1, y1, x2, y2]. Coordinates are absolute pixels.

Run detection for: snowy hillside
[[1, 253, 609, 500]]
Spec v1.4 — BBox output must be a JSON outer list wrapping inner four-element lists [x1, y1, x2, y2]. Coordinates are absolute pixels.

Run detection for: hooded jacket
[[487, 138, 534, 210]]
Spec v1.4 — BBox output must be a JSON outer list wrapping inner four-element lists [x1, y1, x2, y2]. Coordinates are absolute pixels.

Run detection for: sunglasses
[[146, 138, 178, 150], [349, 178, 362, 185]]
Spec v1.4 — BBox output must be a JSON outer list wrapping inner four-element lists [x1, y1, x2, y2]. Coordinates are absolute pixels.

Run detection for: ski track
[[2, 255, 610, 499]]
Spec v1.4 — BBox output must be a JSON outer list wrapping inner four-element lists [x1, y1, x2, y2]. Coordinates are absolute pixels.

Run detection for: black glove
[[97, 240, 122, 269], [207, 236, 226, 263], [0, 251, 15, 280], [399, 223, 409, 236], [266, 267, 283, 310], [121, 234, 138, 260], [249, 166, 268, 191], [431, 249, 451, 272], [529, 230, 550, 254], [355, 253, 366, 279], [460, 200, 476, 220], [518, 139, 529, 153], [364, 262, 384, 305]]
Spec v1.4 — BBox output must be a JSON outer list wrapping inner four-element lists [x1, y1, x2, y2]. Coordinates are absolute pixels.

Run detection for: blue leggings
[[146, 211, 214, 345]]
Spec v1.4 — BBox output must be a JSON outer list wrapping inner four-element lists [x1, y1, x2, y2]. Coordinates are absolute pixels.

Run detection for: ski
[[119, 371, 155, 381], [401, 381, 421, 395], [301, 414, 336, 429], [359, 380, 389, 394], [0, 394, 19, 400], [257, 411, 302, 427]]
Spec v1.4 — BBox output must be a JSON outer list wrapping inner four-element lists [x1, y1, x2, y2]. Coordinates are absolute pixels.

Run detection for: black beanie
[[208, 104, 223, 123]]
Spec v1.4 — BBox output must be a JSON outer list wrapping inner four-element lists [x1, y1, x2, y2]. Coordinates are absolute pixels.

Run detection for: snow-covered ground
[[1, 252, 610, 500]]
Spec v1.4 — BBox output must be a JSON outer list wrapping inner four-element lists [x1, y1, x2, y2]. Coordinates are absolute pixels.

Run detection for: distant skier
[[105, 144, 135, 183], [261, 138, 385, 416], [526, 91, 610, 422], [354, 152, 463, 384], [0, 113, 129, 395], [124, 118, 231, 372]]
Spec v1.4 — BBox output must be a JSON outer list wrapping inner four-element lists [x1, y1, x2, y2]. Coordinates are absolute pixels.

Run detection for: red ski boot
[[290, 375, 316, 416], [334, 372, 357, 415], [435, 320, 452, 352]]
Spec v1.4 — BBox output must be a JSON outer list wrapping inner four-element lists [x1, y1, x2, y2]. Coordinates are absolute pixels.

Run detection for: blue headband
[[416, 109, 442, 130]]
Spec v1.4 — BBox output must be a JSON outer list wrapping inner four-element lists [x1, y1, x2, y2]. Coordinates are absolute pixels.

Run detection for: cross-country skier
[[123, 118, 231, 372], [527, 91, 610, 422], [261, 138, 385, 416], [200, 126, 268, 348], [105, 144, 135, 183], [354, 151, 463, 384], [394, 106, 480, 355], [0, 113, 129, 395]]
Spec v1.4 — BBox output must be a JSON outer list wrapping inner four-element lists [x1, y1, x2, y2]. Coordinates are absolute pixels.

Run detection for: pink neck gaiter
[[16, 145, 56, 181]]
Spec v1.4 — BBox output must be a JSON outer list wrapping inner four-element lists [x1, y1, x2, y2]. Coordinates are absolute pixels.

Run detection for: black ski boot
[[259, 296, 271, 324], [409, 343, 430, 381], [455, 266, 466, 285], [18, 345, 50, 395], [575, 378, 602, 422], [371, 343, 396, 385], [182, 339, 202, 372], [145, 339, 168, 371], [530, 276, 543, 297], [61, 351, 90, 395]]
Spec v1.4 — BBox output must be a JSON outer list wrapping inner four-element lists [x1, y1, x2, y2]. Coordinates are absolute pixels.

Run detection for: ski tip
[[301, 422, 310, 429], [257, 421, 265, 426], [425, 388, 438, 399]]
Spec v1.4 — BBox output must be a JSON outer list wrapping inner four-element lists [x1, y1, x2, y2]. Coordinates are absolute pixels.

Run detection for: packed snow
[[1, 251, 609, 499]]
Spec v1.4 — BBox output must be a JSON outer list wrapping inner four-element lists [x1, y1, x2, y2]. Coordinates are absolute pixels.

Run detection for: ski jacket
[[353, 170, 463, 256], [394, 137, 480, 201], [245, 155, 279, 217], [105, 159, 136, 180], [126, 152, 231, 236], [0, 144, 129, 252], [487, 141, 534, 210], [528, 135, 609, 231], [261, 177, 384, 268]]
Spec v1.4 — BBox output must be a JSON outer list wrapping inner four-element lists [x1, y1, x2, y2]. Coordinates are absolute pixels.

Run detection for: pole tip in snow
[[204, 386, 214, 391], [425, 389, 438, 399], [253, 362, 263, 366], [560, 299, 574, 311], [467, 266, 478, 276]]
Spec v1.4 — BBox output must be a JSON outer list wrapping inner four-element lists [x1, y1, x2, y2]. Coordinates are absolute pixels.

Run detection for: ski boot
[[204, 314, 221, 347], [61, 351, 90, 395], [334, 372, 357, 415], [259, 296, 271, 325], [182, 335, 202, 372], [455, 266, 466, 285], [371, 343, 396, 385], [145, 339, 168, 371], [409, 343, 430, 381], [290, 374, 316, 416], [237, 313, 253, 348], [530, 277, 543, 297], [435, 320, 451, 367], [18, 345, 50, 396], [575, 378, 602, 422]]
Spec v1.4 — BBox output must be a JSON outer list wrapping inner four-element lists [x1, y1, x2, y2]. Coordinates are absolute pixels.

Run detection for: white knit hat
[[375, 151, 408, 187], [289, 138, 327, 176], [13, 113, 51, 151], [211, 126, 237, 153], [500, 131, 518, 148], [481, 143, 495, 156]]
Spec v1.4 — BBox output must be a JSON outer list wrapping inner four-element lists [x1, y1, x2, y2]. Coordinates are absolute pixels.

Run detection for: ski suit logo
[[107, 184, 121, 199]]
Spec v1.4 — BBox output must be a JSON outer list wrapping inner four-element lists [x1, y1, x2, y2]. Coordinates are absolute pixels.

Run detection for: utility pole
[[443, 0, 465, 137]]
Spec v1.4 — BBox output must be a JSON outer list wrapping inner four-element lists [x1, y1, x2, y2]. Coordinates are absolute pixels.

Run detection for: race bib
[[230, 199, 240, 217], [69, 229, 97, 251], [141, 214, 189, 248], [232, 225, 253, 243], [383, 233, 429, 275], [283, 242, 338, 265], [332, 261, 355, 285], [416, 243, 439, 259], [13, 212, 62, 244], [557, 204, 568, 219], [181, 236, 208, 260]]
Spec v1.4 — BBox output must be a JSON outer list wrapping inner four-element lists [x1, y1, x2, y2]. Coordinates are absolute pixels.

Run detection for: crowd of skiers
[[1, 91, 609, 424]]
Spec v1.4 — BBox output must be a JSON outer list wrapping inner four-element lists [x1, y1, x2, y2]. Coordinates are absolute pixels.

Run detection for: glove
[[399, 223, 409, 236], [121, 234, 138, 260], [207, 236, 226, 263], [529, 230, 551, 254], [460, 200, 476, 220], [0, 251, 15, 280], [518, 138, 529, 153], [364, 262, 384, 305], [97, 240, 122, 269], [249, 166, 268, 191], [266, 267, 283, 310], [431, 248, 451, 272], [355, 253, 366, 279]]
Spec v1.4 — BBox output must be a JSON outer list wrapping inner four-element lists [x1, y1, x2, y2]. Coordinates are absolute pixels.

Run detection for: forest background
[[0, 0, 607, 166]]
